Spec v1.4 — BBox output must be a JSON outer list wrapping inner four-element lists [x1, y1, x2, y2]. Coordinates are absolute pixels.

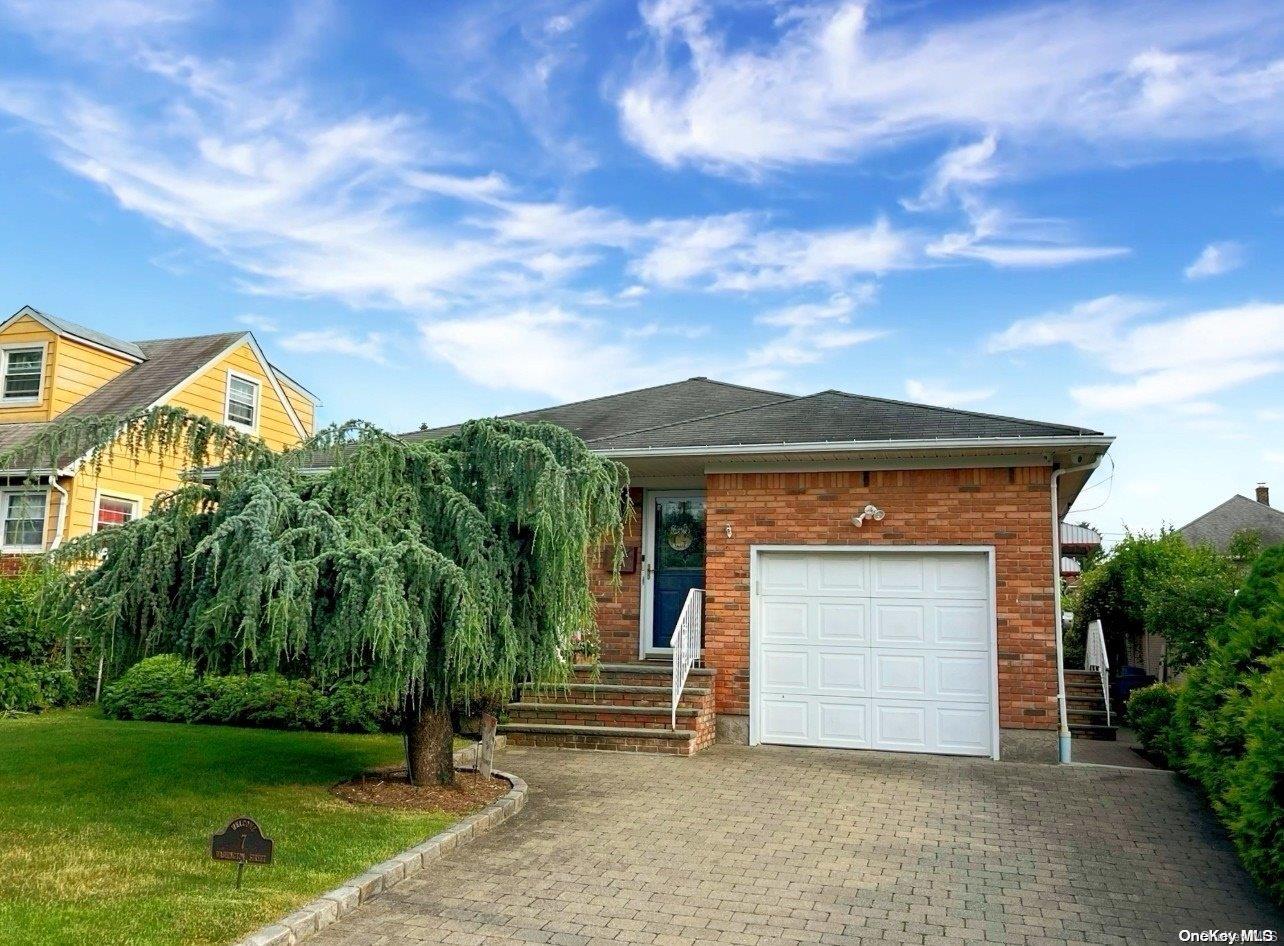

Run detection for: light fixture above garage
[[851, 504, 885, 527]]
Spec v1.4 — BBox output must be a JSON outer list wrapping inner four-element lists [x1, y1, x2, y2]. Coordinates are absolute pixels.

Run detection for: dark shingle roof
[[60, 333, 246, 419], [583, 388, 1099, 450], [405, 377, 790, 444], [1179, 495, 1284, 552]]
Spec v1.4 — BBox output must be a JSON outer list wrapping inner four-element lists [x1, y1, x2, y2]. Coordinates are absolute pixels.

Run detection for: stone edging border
[[236, 740, 524, 946]]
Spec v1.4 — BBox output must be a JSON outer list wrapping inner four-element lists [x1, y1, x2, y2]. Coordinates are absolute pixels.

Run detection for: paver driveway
[[312, 745, 1280, 946]]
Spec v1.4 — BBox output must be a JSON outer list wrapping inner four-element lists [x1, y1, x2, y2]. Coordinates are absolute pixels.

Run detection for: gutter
[[1051, 457, 1102, 764], [49, 476, 69, 550], [594, 435, 1114, 460]]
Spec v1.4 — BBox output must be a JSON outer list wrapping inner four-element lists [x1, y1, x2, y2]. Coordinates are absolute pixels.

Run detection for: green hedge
[[100, 655, 396, 733], [1129, 544, 1284, 902], [0, 658, 77, 715]]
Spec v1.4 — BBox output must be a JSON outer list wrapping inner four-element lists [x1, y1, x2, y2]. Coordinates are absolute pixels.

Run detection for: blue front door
[[650, 494, 705, 650]]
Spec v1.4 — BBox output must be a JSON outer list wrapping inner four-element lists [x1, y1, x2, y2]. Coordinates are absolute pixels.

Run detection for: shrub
[[100, 655, 199, 722], [1223, 657, 1284, 903], [1126, 683, 1177, 765], [0, 658, 77, 714], [101, 656, 392, 732], [1231, 544, 1284, 623], [0, 560, 71, 663]]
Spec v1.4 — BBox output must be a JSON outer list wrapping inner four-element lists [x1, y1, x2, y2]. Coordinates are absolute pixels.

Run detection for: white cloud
[[904, 379, 995, 407], [236, 313, 279, 333], [1184, 240, 1246, 279], [620, 0, 1284, 173], [632, 215, 914, 290], [990, 297, 1284, 410], [279, 329, 388, 364], [746, 291, 886, 368], [902, 135, 999, 212], [419, 307, 696, 401]]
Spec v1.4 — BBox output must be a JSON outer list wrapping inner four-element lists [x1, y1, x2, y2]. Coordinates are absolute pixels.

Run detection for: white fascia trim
[[241, 335, 308, 439], [4, 307, 144, 364], [595, 435, 1114, 460]]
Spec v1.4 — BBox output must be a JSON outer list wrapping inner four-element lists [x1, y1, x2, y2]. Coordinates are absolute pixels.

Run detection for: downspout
[[49, 474, 70, 550], [1051, 457, 1101, 765]]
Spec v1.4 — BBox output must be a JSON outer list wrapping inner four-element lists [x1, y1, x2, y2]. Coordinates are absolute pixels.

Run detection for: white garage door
[[753, 550, 995, 757]]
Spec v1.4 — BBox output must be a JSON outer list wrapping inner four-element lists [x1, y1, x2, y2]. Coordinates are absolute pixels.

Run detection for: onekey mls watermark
[[1179, 932, 1279, 943]]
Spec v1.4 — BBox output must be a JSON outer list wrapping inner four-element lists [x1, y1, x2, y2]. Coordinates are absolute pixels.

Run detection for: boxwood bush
[[101, 655, 396, 732], [1130, 543, 1284, 902]]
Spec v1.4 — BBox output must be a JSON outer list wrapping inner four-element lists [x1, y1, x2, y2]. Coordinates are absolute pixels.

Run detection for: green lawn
[[0, 710, 458, 946]]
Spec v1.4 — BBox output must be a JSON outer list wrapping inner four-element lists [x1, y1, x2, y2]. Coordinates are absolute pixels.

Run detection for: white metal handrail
[[670, 588, 705, 729], [1085, 619, 1111, 727]]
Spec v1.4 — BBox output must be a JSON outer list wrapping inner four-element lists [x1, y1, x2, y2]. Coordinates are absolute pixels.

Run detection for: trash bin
[[1111, 665, 1157, 714]]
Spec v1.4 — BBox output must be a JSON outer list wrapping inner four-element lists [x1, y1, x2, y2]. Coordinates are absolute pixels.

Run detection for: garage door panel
[[817, 651, 868, 694], [760, 648, 811, 690], [873, 704, 929, 751], [760, 699, 810, 743], [873, 653, 927, 698], [871, 603, 927, 644], [756, 550, 995, 758], [816, 601, 868, 643], [935, 654, 991, 701], [817, 701, 870, 747], [817, 556, 868, 594], [761, 599, 809, 642]]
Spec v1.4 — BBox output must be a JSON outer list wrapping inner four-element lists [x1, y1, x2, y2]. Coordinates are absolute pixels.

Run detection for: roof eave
[[594, 434, 1114, 460]]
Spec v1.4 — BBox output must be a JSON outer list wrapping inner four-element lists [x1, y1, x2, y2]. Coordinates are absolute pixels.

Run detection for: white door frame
[[638, 488, 706, 658], [748, 544, 1001, 760]]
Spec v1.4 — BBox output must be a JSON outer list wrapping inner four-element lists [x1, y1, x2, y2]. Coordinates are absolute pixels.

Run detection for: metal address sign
[[211, 816, 274, 888]]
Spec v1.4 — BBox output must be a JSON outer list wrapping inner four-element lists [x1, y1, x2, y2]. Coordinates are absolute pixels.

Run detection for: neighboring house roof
[[410, 378, 1100, 450], [1060, 522, 1102, 550], [1178, 495, 1284, 551], [6, 306, 146, 361], [1061, 556, 1082, 576]]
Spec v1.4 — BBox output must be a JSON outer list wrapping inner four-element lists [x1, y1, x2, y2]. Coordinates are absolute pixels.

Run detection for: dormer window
[[1, 344, 45, 403], [224, 371, 260, 432]]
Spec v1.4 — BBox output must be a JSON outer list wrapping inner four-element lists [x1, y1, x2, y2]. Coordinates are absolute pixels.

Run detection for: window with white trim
[[2, 491, 47, 549], [225, 373, 260, 430], [95, 494, 140, 532], [1, 346, 44, 402]]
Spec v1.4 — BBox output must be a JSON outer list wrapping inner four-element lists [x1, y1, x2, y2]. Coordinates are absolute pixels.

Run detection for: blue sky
[[1, 0, 1283, 538]]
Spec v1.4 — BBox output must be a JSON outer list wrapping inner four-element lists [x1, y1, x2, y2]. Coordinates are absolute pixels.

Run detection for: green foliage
[[101, 655, 398, 732], [0, 559, 72, 663], [1126, 683, 1178, 766], [1230, 544, 1284, 622], [1227, 530, 1264, 569], [0, 658, 76, 715], [1071, 529, 1238, 672], [1131, 544, 1284, 902], [49, 412, 627, 723], [100, 654, 199, 722]]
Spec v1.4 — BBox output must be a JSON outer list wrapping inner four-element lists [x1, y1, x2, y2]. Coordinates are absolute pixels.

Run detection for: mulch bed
[[332, 765, 510, 815]]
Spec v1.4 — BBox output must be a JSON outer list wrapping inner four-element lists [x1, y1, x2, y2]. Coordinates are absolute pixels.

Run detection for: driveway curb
[[235, 741, 525, 946]]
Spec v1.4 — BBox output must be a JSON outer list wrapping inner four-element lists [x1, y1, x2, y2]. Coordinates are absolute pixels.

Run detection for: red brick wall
[[0, 553, 35, 576], [703, 467, 1058, 730], [592, 487, 644, 662]]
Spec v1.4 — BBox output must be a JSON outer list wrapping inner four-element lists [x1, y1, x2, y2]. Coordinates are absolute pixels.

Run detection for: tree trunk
[[404, 703, 455, 787], [478, 712, 497, 779]]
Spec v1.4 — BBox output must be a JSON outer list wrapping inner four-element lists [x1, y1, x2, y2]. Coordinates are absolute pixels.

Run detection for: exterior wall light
[[851, 504, 885, 527]]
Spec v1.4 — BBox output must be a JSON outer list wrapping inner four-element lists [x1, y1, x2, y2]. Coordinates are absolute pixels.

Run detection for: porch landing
[[501, 661, 717, 755]]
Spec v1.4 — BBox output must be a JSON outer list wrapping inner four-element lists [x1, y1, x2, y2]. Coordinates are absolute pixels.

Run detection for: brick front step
[[500, 722, 713, 756], [506, 662, 717, 755], [520, 683, 711, 708], [506, 702, 701, 731]]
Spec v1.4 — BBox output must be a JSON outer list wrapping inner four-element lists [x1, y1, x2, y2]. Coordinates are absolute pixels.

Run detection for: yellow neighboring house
[[0, 305, 318, 570]]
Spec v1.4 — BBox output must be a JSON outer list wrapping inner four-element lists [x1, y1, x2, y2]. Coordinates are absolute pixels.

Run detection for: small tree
[[13, 408, 627, 785], [1071, 529, 1239, 673]]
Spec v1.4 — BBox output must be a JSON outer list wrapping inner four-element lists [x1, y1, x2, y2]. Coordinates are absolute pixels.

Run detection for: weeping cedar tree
[[14, 406, 628, 785]]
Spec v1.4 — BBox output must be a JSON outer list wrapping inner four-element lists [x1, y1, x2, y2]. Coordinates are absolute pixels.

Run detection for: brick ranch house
[[417, 378, 1113, 764]]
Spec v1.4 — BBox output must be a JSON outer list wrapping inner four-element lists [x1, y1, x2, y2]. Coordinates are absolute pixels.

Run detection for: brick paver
[[311, 745, 1280, 945]]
